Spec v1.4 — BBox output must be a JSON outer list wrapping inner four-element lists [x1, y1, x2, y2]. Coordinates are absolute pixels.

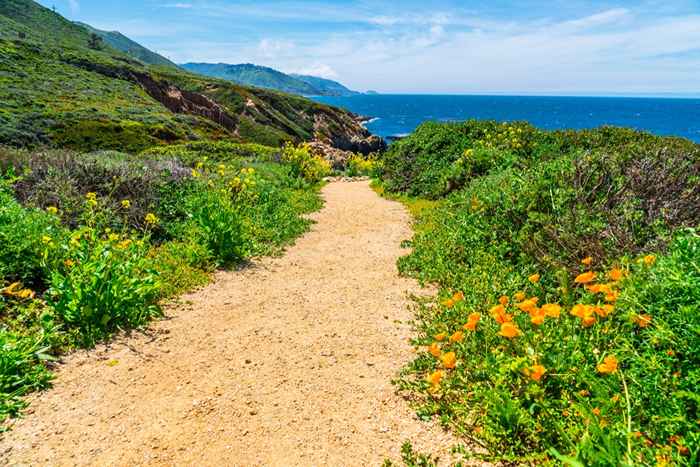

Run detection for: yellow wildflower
[[145, 213, 159, 225], [581, 256, 593, 266], [643, 254, 656, 265], [528, 273, 540, 284], [121, 199, 131, 209], [514, 291, 526, 302], [46, 206, 58, 215]]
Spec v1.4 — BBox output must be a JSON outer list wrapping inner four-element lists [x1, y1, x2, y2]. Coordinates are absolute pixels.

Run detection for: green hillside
[[290, 74, 359, 96], [181, 63, 318, 95], [0, 0, 376, 153], [74, 22, 178, 68], [182, 62, 359, 97]]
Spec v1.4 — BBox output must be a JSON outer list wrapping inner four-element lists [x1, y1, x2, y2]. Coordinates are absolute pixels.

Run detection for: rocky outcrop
[[313, 111, 386, 155], [64, 57, 239, 132]]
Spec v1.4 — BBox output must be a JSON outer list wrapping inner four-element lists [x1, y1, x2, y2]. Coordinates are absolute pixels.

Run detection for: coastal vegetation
[[379, 121, 700, 465]]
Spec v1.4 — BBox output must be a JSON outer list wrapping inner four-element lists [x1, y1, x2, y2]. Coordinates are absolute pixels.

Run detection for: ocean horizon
[[312, 94, 700, 142]]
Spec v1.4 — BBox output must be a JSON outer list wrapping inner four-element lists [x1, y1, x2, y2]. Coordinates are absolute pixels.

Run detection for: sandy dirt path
[[1, 180, 457, 466]]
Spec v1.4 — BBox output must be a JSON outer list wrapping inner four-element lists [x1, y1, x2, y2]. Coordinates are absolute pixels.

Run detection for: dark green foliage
[[182, 63, 360, 96], [382, 121, 700, 464], [0, 186, 61, 289]]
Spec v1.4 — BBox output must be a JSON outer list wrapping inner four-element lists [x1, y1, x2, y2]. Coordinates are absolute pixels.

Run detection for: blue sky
[[40, 0, 700, 94]]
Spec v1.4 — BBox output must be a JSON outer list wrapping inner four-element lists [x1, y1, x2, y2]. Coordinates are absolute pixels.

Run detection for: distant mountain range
[[75, 22, 177, 68], [181, 63, 362, 97]]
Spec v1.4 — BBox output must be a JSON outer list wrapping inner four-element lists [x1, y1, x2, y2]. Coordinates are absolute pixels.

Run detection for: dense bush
[[0, 185, 62, 288], [382, 122, 700, 464], [281, 143, 331, 184], [346, 154, 383, 177], [45, 226, 161, 347]]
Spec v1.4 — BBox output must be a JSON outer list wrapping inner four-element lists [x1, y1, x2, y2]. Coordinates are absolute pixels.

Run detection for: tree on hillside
[[88, 33, 102, 50]]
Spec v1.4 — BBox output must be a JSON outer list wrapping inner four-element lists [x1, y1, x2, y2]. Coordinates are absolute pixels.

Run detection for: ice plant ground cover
[[0, 142, 329, 424], [379, 121, 700, 465]]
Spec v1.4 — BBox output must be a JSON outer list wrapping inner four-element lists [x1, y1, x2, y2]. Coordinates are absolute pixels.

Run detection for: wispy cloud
[[78, 1, 700, 94], [68, 0, 79, 13]]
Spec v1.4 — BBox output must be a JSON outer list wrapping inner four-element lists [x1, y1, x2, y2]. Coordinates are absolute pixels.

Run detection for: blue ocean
[[312, 95, 700, 143]]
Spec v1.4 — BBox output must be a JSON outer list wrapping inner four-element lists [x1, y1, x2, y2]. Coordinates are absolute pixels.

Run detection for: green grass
[[380, 121, 700, 465]]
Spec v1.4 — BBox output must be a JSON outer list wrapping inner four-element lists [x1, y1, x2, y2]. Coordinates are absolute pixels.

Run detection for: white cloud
[[141, 5, 700, 94], [163, 3, 193, 8], [258, 39, 296, 59], [290, 63, 338, 79], [68, 0, 79, 13]]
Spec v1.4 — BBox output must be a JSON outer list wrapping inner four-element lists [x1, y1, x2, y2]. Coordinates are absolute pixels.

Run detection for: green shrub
[[45, 227, 161, 346], [184, 186, 246, 266], [0, 330, 53, 422], [0, 185, 62, 289], [346, 154, 383, 177]]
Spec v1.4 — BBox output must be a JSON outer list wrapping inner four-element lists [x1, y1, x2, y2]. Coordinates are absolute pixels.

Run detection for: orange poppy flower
[[514, 291, 526, 302], [530, 308, 546, 326], [463, 312, 481, 331], [452, 291, 465, 303], [516, 298, 538, 314], [581, 256, 593, 266], [427, 370, 443, 386], [529, 364, 546, 382], [634, 314, 652, 328], [605, 291, 619, 302], [441, 351, 457, 369], [498, 295, 509, 306], [441, 298, 455, 308], [528, 273, 540, 284], [449, 331, 464, 343], [594, 304, 614, 318], [592, 407, 601, 416], [428, 342, 441, 358], [597, 355, 618, 374], [434, 332, 447, 341], [575, 271, 597, 284], [541, 303, 561, 318], [608, 268, 624, 281], [499, 322, 521, 338], [643, 254, 656, 265]]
